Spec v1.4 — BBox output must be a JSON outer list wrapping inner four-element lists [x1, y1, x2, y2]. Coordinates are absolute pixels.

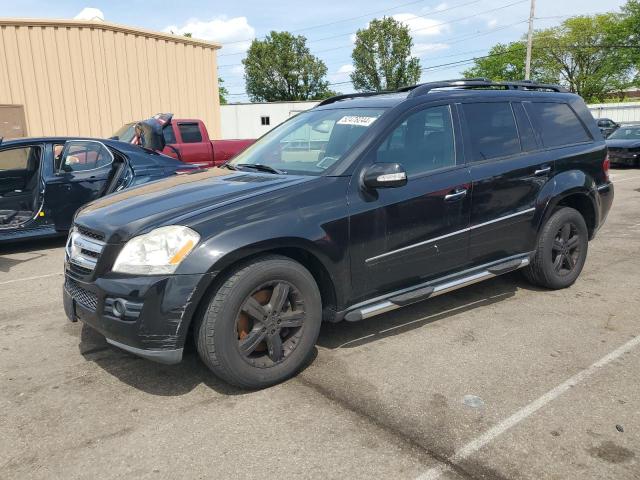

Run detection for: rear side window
[[178, 123, 203, 143], [462, 102, 520, 161], [60, 141, 113, 172], [524, 102, 591, 148]]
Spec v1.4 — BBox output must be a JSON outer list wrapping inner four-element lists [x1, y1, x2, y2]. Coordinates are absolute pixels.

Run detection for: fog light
[[113, 299, 126, 318]]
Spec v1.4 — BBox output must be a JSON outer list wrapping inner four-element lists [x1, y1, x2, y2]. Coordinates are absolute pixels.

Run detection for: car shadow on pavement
[[77, 323, 249, 396], [0, 237, 66, 272], [317, 272, 540, 350], [75, 272, 540, 395]]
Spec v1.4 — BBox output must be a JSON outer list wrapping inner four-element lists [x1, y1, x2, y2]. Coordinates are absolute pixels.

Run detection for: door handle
[[444, 188, 467, 202], [534, 166, 551, 176]]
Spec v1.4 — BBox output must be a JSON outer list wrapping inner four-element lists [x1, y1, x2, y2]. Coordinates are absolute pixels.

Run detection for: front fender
[[177, 176, 351, 307]]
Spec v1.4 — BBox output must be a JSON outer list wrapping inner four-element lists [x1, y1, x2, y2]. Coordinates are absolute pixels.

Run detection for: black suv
[[63, 79, 614, 389]]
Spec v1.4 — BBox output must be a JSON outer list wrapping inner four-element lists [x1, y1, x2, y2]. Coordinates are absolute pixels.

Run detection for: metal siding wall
[[588, 103, 640, 123], [220, 101, 319, 139], [0, 22, 220, 138]]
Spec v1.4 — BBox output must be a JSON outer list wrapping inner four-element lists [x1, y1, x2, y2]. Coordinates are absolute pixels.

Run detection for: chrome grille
[[76, 225, 105, 241], [65, 278, 98, 311], [65, 227, 105, 274]]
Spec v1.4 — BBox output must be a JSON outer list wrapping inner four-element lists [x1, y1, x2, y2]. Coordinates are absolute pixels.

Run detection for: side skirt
[[342, 253, 532, 322]]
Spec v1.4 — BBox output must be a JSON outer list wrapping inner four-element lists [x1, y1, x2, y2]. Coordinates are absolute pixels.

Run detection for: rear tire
[[523, 207, 588, 289], [196, 255, 322, 389]]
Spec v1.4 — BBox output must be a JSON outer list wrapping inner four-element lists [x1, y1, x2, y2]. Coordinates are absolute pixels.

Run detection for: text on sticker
[[337, 116, 378, 127]]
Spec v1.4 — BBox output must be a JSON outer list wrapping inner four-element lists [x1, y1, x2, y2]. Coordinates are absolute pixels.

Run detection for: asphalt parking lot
[[1, 169, 639, 480]]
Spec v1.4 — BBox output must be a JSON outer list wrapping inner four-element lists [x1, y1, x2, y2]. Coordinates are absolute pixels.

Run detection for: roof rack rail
[[397, 78, 492, 93], [407, 78, 568, 97], [316, 79, 568, 107], [317, 91, 391, 107], [317, 79, 494, 106]]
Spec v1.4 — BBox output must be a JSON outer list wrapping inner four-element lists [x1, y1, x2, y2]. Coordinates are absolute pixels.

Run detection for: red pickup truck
[[113, 114, 254, 168]]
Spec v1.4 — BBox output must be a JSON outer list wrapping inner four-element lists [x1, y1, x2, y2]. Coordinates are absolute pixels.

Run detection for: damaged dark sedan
[[0, 137, 197, 243], [606, 124, 640, 167]]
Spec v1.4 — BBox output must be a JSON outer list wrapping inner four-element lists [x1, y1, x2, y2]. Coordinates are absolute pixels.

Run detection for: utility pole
[[525, 0, 536, 80]]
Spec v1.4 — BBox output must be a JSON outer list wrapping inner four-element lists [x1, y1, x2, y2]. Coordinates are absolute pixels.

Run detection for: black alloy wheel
[[551, 222, 581, 276], [196, 255, 322, 389], [523, 206, 588, 290], [236, 281, 306, 367]]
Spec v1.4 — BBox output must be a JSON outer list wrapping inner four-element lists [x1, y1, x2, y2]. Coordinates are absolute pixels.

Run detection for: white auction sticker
[[336, 115, 378, 127]]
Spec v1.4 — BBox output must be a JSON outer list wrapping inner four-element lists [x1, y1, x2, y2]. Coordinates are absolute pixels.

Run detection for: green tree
[[351, 17, 421, 92], [218, 77, 229, 105], [621, 0, 640, 69], [535, 14, 634, 101], [462, 41, 556, 83], [242, 31, 335, 102], [463, 12, 636, 102]]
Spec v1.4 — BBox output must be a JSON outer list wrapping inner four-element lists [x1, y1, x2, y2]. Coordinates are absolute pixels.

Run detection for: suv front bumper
[[63, 271, 210, 364]]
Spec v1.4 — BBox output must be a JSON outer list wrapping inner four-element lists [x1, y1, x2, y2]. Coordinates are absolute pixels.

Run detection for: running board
[[343, 255, 530, 322]]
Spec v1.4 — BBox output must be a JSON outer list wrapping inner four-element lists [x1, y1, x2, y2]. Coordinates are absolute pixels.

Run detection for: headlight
[[112, 226, 200, 275]]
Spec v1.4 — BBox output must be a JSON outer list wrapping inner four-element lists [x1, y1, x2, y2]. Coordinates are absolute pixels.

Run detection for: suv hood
[[76, 168, 313, 243]]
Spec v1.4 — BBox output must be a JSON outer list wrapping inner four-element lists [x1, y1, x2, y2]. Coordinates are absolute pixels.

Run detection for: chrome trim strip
[[70, 254, 97, 269], [73, 235, 105, 253], [471, 207, 536, 230], [346, 256, 530, 321], [597, 183, 611, 191], [366, 208, 536, 263]]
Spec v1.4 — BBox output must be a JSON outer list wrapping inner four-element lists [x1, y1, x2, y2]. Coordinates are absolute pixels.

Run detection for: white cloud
[[164, 16, 255, 55], [338, 64, 355, 74], [413, 43, 450, 55], [392, 13, 450, 37], [74, 7, 104, 21], [328, 64, 355, 83], [487, 18, 498, 28]]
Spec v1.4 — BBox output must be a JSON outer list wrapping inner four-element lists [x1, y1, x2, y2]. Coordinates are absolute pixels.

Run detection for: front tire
[[196, 255, 322, 389], [523, 207, 589, 289]]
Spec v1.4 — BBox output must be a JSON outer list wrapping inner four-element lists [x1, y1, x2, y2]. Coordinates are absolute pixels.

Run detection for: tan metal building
[[0, 18, 222, 139]]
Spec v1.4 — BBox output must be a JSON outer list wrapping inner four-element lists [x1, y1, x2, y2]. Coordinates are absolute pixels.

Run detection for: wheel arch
[[185, 238, 341, 344], [540, 171, 599, 239]]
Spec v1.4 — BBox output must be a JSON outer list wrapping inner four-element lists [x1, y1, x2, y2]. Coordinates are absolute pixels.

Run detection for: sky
[[0, 0, 630, 102]]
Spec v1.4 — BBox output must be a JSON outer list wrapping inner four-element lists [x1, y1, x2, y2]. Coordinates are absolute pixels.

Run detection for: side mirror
[[362, 163, 407, 189]]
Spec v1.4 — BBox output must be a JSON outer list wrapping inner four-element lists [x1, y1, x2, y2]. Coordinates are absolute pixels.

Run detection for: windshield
[[608, 125, 640, 140], [113, 123, 136, 142], [229, 107, 386, 175]]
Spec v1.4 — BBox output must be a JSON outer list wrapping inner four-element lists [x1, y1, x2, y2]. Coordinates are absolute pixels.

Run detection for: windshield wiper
[[235, 163, 285, 174]]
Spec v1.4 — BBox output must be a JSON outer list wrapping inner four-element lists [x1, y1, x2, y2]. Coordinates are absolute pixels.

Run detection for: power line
[[218, 16, 529, 70], [217, 0, 527, 58], [220, 0, 433, 47], [224, 44, 638, 96], [219, 0, 481, 50]]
